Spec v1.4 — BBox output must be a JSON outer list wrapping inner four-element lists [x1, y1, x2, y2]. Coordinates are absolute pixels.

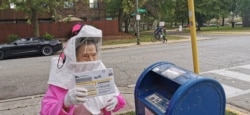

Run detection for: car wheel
[[41, 46, 53, 56], [0, 50, 4, 60]]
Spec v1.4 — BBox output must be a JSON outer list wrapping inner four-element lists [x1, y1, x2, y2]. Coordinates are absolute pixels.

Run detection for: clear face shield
[[58, 25, 104, 73], [68, 37, 104, 73], [75, 37, 101, 62]]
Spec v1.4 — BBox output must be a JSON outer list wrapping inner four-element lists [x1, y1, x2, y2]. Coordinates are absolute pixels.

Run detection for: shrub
[[7, 34, 19, 43], [42, 32, 54, 40]]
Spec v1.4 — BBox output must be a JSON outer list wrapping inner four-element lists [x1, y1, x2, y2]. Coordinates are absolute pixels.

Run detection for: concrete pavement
[[0, 86, 249, 115], [0, 87, 135, 115], [1, 37, 250, 115]]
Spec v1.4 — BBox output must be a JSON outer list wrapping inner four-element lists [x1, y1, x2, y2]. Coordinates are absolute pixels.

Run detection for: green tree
[[218, 0, 232, 26], [193, 0, 222, 30], [106, 0, 132, 32], [105, 0, 148, 33], [237, 0, 250, 27], [193, 0, 243, 29], [237, 0, 250, 15], [172, 0, 188, 27], [0, 0, 76, 37], [143, 0, 177, 29]]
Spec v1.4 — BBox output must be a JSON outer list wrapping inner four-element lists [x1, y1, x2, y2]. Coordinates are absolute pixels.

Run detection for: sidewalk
[[101, 37, 191, 50], [0, 87, 135, 115], [0, 86, 249, 115]]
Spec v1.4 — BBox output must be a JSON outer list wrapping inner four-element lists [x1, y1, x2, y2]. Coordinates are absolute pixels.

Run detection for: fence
[[0, 20, 119, 42]]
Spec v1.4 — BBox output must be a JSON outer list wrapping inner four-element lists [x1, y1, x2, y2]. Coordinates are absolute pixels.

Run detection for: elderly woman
[[40, 25, 126, 115]]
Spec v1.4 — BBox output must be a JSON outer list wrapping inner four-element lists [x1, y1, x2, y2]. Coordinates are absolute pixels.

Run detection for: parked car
[[0, 37, 63, 60]]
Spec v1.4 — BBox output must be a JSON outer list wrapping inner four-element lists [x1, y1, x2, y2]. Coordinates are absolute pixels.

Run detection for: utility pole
[[188, 0, 200, 74], [136, 0, 140, 45]]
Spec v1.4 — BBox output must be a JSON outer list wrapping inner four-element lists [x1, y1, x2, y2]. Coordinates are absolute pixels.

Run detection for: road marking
[[221, 84, 243, 99], [211, 70, 250, 82], [201, 64, 250, 99], [202, 64, 250, 74], [226, 89, 250, 99], [241, 65, 250, 69]]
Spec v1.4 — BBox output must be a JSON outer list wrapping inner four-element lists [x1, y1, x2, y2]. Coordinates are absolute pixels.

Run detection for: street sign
[[137, 8, 146, 13], [136, 14, 141, 20], [131, 13, 136, 16]]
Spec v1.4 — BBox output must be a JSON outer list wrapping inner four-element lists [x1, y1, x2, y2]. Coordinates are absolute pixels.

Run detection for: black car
[[0, 37, 63, 60]]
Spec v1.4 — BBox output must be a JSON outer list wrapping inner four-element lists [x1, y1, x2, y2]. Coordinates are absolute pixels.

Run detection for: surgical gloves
[[64, 87, 88, 107], [105, 96, 118, 111]]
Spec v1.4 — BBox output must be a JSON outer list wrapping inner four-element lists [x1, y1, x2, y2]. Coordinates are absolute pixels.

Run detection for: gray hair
[[75, 37, 99, 56]]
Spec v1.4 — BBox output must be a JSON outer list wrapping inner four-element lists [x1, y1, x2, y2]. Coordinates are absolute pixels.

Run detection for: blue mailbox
[[134, 62, 226, 115]]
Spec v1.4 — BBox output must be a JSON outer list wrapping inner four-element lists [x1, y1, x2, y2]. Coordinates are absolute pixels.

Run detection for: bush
[[42, 32, 54, 40], [7, 34, 19, 43]]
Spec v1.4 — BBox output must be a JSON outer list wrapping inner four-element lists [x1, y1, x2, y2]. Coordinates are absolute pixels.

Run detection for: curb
[[0, 94, 43, 103], [102, 42, 162, 50], [226, 104, 250, 115], [0, 89, 249, 115], [200, 32, 250, 35], [101, 38, 191, 50]]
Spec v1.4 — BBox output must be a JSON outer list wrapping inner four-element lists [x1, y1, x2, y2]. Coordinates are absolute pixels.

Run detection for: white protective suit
[[48, 25, 120, 114]]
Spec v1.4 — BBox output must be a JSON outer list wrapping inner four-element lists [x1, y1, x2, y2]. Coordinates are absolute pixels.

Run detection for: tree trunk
[[170, 21, 173, 29], [221, 17, 225, 26], [196, 13, 202, 31], [242, 12, 250, 27], [118, 9, 123, 32], [31, 8, 39, 37], [232, 22, 235, 28], [124, 15, 129, 33]]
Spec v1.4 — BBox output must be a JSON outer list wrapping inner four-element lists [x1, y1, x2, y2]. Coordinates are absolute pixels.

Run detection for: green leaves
[[237, 0, 250, 16]]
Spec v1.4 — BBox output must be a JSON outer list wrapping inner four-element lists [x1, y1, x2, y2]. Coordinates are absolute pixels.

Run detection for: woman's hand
[[105, 96, 118, 111], [64, 87, 88, 107]]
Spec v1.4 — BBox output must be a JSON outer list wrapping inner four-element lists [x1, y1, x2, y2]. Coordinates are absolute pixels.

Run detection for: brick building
[[0, 0, 122, 42], [59, 0, 105, 21], [0, 0, 105, 23]]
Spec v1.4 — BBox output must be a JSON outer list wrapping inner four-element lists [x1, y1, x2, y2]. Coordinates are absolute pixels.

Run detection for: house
[[0, 0, 105, 23], [0, 0, 120, 42]]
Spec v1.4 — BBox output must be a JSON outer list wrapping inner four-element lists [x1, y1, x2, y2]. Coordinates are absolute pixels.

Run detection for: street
[[0, 33, 250, 112]]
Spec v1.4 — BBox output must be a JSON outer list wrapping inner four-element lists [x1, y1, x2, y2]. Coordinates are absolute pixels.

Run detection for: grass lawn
[[184, 26, 250, 33], [102, 31, 188, 45], [103, 26, 249, 46], [198, 26, 250, 32]]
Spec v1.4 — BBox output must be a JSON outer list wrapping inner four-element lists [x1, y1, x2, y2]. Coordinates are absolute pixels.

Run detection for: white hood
[[48, 24, 102, 89], [64, 24, 102, 63]]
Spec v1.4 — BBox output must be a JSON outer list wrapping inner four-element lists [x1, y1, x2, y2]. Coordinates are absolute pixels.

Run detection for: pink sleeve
[[112, 93, 126, 112], [40, 85, 74, 115], [102, 93, 127, 115]]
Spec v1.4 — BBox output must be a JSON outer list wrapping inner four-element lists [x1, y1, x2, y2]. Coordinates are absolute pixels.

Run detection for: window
[[89, 0, 98, 8], [10, 3, 16, 9], [9, 0, 26, 9], [64, 1, 74, 8]]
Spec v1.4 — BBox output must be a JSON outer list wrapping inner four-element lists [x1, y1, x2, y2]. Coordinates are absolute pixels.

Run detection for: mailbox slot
[[136, 71, 180, 114]]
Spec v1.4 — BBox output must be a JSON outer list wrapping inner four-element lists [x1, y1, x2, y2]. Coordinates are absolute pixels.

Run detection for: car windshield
[[30, 38, 42, 42], [9, 37, 42, 44], [12, 38, 27, 44]]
